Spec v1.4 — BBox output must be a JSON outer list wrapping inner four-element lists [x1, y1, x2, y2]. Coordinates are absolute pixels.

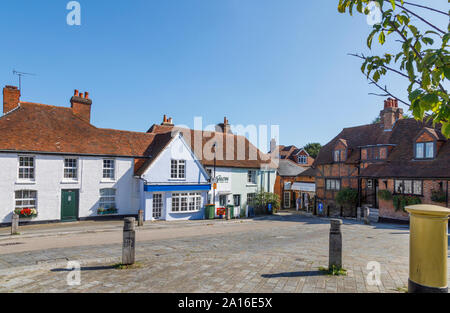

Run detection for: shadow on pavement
[[51, 265, 116, 272], [261, 270, 325, 278]]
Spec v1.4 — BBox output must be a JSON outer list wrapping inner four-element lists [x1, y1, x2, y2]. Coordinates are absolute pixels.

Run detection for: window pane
[[335, 180, 340, 190], [413, 181, 422, 195], [416, 143, 424, 158], [395, 180, 403, 193], [425, 142, 434, 158], [404, 180, 412, 194]]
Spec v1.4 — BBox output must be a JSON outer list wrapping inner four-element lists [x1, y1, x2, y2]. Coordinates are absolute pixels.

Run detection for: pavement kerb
[[0, 218, 254, 241]]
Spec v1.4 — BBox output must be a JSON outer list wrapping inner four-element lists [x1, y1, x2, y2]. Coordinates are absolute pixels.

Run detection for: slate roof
[[314, 118, 449, 179], [277, 159, 307, 177], [0, 102, 174, 174]]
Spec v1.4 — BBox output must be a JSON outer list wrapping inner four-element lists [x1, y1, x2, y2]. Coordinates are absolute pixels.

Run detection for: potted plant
[[97, 207, 118, 215], [431, 190, 446, 203], [14, 208, 38, 218]]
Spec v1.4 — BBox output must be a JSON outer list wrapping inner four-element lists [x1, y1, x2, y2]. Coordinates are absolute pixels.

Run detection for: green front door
[[61, 189, 79, 221]]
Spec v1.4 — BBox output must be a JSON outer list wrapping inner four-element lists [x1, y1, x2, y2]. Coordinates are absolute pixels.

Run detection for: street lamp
[[212, 142, 217, 206]]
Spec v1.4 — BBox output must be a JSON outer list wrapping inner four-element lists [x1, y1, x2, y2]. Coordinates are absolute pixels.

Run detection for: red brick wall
[[2, 86, 20, 114], [378, 179, 449, 221]]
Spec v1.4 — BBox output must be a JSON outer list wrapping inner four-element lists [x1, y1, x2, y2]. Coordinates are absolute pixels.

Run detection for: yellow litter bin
[[406, 204, 450, 293]]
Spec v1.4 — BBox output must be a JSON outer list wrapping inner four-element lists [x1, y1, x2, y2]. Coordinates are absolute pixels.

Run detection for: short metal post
[[329, 219, 342, 269], [122, 217, 136, 265], [11, 213, 19, 235], [138, 210, 144, 227], [364, 207, 371, 225]]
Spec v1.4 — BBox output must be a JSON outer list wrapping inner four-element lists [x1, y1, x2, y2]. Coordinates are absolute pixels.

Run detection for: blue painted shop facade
[[138, 132, 211, 221]]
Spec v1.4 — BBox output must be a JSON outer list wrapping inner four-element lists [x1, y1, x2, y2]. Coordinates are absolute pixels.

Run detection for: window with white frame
[[298, 155, 307, 164], [15, 190, 37, 210], [64, 158, 78, 180], [172, 192, 202, 212], [415, 142, 435, 159], [102, 159, 115, 179], [326, 179, 341, 191], [171, 160, 186, 179], [394, 180, 422, 195], [247, 170, 257, 184], [18, 156, 35, 180], [99, 188, 116, 209]]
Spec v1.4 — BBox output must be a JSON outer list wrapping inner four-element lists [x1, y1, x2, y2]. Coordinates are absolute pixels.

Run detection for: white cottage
[[0, 86, 209, 224], [148, 117, 277, 218], [135, 131, 211, 221]]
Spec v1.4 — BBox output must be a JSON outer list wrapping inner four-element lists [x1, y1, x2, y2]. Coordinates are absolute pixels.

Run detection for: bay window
[[172, 192, 202, 212]]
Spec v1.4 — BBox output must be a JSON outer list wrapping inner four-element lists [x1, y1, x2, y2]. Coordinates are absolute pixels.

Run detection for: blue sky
[[0, 0, 447, 150]]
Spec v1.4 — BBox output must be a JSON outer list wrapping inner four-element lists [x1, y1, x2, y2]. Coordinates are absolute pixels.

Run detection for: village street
[[0, 212, 437, 293]]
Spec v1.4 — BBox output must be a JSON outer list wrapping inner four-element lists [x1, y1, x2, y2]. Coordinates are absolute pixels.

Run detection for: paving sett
[[0, 214, 447, 293]]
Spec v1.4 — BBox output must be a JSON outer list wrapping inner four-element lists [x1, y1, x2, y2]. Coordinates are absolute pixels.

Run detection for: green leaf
[[421, 93, 439, 105], [442, 122, 450, 138], [367, 30, 377, 49], [389, 0, 395, 10], [443, 67, 450, 80], [409, 89, 422, 101], [379, 31, 386, 45]]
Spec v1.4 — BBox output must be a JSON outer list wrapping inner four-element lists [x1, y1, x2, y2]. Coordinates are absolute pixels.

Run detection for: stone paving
[[0, 214, 445, 293]]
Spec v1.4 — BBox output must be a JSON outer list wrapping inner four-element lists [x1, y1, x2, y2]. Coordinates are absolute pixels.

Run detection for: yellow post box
[[406, 204, 450, 293]]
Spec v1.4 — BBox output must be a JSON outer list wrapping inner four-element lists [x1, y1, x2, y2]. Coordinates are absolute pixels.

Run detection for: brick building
[[273, 145, 315, 210], [313, 98, 449, 222]]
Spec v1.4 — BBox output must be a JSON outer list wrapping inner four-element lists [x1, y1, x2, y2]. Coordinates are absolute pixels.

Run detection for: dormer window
[[333, 150, 346, 162], [415, 142, 435, 159], [298, 155, 307, 164]]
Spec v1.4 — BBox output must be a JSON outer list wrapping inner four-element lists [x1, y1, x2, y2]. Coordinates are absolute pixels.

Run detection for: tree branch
[[348, 53, 422, 86], [397, 1, 450, 16], [395, 2, 446, 34], [367, 77, 411, 107]]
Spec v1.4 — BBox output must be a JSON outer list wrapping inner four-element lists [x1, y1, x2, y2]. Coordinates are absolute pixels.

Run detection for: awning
[[145, 184, 211, 192], [291, 182, 315, 192]]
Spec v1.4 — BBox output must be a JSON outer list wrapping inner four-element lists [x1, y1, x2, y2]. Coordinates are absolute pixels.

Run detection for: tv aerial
[[12, 69, 36, 93]]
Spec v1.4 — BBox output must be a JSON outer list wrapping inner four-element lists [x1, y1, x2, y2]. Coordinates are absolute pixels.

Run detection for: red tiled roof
[[0, 102, 174, 174], [314, 118, 449, 178], [148, 124, 275, 169]]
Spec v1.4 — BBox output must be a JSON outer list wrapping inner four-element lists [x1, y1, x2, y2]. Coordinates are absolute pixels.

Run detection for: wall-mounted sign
[[215, 175, 229, 183]]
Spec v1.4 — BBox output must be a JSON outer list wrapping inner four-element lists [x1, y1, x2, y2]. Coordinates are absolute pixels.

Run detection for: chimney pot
[[70, 89, 92, 123]]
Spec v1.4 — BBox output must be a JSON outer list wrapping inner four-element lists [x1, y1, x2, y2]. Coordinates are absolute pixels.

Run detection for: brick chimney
[[3, 85, 21, 114], [380, 98, 403, 131], [223, 117, 231, 134], [161, 114, 174, 126], [270, 138, 277, 154], [70, 89, 92, 123]]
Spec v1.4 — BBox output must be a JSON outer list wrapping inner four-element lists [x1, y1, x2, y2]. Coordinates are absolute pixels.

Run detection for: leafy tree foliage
[[304, 143, 322, 158], [338, 0, 450, 137]]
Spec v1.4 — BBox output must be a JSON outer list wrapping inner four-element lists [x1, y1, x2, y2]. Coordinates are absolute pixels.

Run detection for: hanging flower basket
[[97, 207, 118, 215], [14, 208, 38, 218]]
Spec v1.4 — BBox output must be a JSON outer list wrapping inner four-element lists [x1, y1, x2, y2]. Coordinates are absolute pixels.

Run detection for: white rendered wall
[[0, 153, 140, 223]]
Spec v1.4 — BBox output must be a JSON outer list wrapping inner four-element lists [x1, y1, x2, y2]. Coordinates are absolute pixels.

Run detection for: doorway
[[153, 193, 163, 219], [61, 189, 79, 221]]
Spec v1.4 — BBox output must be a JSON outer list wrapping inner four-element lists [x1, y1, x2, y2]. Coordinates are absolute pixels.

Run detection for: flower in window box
[[14, 207, 37, 218]]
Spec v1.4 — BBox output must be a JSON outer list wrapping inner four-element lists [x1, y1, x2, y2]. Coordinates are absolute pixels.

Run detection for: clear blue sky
[[1, 1, 447, 150]]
